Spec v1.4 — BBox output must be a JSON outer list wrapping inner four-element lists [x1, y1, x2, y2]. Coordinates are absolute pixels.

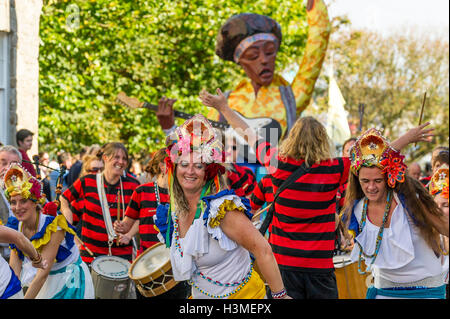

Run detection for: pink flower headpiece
[[165, 114, 226, 181]]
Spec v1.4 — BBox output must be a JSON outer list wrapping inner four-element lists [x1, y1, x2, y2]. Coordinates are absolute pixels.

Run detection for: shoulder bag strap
[[259, 162, 309, 235], [96, 173, 117, 255]]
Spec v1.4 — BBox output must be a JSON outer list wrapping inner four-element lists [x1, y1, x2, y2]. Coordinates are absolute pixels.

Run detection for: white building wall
[[12, 0, 42, 156]]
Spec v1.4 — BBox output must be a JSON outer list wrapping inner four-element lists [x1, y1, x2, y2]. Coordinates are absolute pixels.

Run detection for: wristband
[[271, 288, 287, 299]]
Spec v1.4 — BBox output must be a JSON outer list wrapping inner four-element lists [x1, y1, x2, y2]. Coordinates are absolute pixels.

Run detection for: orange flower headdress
[[350, 128, 407, 188], [2, 164, 46, 205], [429, 164, 449, 199]]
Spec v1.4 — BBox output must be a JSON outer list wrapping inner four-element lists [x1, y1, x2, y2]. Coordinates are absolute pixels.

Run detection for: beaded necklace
[[188, 264, 254, 299], [172, 181, 212, 258], [356, 190, 393, 275], [195, 266, 252, 287]]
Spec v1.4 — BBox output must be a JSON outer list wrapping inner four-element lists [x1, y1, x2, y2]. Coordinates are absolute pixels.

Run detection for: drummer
[[153, 114, 290, 299], [60, 142, 140, 265], [114, 148, 190, 299]]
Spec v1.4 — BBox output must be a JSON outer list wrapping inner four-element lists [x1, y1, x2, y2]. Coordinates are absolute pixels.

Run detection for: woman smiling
[[4, 164, 94, 298], [343, 129, 449, 299], [61, 143, 140, 265], [154, 114, 289, 299]]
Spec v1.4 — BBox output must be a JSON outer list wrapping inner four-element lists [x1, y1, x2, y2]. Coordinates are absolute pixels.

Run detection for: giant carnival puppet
[[160, 0, 330, 168]]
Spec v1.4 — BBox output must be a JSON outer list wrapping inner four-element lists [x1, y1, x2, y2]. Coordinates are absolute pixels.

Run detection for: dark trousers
[[273, 269, 338, 299]]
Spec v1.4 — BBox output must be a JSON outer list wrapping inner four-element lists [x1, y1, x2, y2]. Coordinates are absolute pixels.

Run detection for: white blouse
[[158, 193, 253, 299], [350, 193, 444, 286]]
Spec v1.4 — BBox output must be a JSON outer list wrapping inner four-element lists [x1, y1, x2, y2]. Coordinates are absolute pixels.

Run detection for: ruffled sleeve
[[32, 214, 75, 244], [201, 189, 252, 250], [153, 203, 173, 247], [8, 214, 76, 262], [348, 199, 362, 238]]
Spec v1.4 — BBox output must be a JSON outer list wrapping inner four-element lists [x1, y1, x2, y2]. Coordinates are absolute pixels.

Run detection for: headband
[[233, 33, 279, 63]]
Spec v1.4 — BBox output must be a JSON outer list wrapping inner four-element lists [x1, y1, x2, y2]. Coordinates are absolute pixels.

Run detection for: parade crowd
[[1, 0, 448, 300]]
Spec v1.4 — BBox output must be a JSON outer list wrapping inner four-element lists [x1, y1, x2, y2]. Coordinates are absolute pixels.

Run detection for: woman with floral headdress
[[153, 114, 289, 299], [341, 130, 449, 299], [3, 164, 95, 299], [429, 164, 449, 297]]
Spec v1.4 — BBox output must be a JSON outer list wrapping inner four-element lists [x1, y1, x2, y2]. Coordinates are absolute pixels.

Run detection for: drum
[[333, 254, 371, 299], [129, 242, 178, 297], [91, 255, 132, 299]]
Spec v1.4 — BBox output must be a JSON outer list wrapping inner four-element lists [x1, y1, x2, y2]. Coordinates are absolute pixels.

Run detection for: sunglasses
[[89, 167, 103, 173]]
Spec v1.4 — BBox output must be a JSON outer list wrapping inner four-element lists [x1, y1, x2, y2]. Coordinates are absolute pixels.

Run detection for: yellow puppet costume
[[209, 0, 331, 137]]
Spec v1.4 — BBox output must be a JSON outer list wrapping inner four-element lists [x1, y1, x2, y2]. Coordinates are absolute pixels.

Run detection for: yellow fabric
[[228, 267, 266, 299], [31, 214, 76, 252], [207, 0, 331, 136], [208, 199, 246, 228]]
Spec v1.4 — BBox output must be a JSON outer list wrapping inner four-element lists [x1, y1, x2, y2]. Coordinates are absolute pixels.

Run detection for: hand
[[32, 258, 48, 270], [113, 220, 125, 234], [30, 253, 48, 270], [156, 96, 176, 130], [199, 88, 228, 112], [406, 121, 434, 144], [118, 234, 131, 245], [390, 121, 434, 151]]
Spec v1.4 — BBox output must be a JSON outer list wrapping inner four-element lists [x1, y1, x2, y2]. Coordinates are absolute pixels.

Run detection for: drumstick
[[75, 234, 95, 257], [252, 204, 272, 221], [414, 91, 427, 147]]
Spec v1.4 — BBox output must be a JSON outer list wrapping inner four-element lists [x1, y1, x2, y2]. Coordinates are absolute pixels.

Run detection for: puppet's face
[[239, 40, 277, 87]]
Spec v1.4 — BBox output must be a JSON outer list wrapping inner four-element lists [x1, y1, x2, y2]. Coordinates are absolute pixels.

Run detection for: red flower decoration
[[30, 178, 42, 200], [204, 163, 226, 181], [441, 186, 449, 199], [42, 201, 58, 217], [380, 149, 407, 188]]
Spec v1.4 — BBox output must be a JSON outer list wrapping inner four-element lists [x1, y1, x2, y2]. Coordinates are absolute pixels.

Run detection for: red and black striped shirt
[[250, 174, 274, 211], [62, 173, 140, 264], [227, 163, 257, 197], [125, 182, 169, 255], [255, 140, 350, 273]]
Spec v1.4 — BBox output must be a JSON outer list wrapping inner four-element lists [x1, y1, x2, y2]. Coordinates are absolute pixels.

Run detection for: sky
[[327, 0, 449, 37]]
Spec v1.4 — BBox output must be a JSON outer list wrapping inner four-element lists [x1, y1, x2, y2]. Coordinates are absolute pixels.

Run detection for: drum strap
[[97, 173, 121, 255]]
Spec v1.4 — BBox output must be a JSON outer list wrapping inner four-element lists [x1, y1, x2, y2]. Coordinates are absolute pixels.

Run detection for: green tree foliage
[[315, 26, 449, 161], [39, 0, 308, 159]]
